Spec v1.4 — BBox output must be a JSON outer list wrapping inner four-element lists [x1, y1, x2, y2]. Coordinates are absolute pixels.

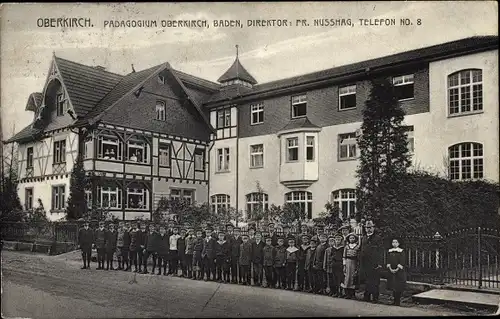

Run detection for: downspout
[[207, 139, 215, 207], [235, 110, 239, 213]]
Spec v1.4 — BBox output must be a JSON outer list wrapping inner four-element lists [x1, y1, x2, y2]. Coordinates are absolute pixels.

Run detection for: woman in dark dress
[[386, 238, 406, 306]]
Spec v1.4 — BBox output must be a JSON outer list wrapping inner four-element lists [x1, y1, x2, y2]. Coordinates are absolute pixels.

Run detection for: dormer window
[[158, 75, 165, 84], [291, 94, 307, 118], [56, 93, 65, 116], [156, 100, 166, 121]]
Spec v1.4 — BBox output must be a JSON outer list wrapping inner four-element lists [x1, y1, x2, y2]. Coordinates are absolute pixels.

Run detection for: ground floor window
[[170, 188, 195, 205], [246, 192, 269, 219], [127, 186, 149, 210], [332, 189, 356, 220], [97, 185, 122, 209], [52, 185, 66, 211], [211, 194, 230, 214], [285, 191, 312, 219], [25, 188, 33, 211]]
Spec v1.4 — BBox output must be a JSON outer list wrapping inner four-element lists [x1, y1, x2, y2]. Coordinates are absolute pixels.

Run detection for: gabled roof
[[217, 57, 258, 84], [172, 69, 220, 91], [54, 57, 123, 117], [25, 92, 43, 111], [4, 124, 43, 144]]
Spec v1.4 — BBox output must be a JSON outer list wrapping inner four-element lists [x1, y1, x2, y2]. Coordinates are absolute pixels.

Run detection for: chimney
[[94, 65, 106, 71]]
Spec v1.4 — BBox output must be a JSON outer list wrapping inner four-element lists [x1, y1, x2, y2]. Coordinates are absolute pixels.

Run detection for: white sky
[[1, 2, 497, 139]]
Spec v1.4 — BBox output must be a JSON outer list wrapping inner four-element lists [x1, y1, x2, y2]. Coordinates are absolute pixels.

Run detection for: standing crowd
[[78, 219, 407, 306]]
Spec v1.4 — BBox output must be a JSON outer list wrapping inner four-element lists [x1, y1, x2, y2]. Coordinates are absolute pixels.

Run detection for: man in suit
[[360, 220, 384, 303], [94, 221, 107, 270], [251, 231, 265, 286], [105, 223, 118, 270], [230, 227, 243, 284], [202, 227, 217, 281], [78, 220, 94, 270]]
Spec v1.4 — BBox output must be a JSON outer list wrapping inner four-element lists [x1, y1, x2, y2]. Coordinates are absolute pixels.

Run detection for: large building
[[5, 36, 499, 221]]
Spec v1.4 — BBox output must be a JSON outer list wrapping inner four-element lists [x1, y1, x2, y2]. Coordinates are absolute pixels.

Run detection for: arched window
[[285, 191, 313, 219], [246, 193, 269, 219], [332, 189, 356, 220], [448, 69, 482, 116], [449, 142, 483, 181], [211, 194, 230, 214]]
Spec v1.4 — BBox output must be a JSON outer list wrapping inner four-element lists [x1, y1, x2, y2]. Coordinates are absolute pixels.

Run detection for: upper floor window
[[25, 188, 33, 211], [339, 85, 357, 110], [404, 126, 415, 153], [286, 137, 299, 162], [291, 94, 307, 118], [127, 186, 149, 210], [246, 192, 269, 219], [211, 194, 230, 214], [171, 188, 194, 205], [306, 136, 315, 161], [217, 109, 231, 128], [127, 139, 150, 164], [448, 69, 483, 116], [56, 93, 65, 116], [158, 143, 171, 167], [250, 144, 264, 168], [332, 189, 356, 220], [26, 147, 34, 168], [84, 138, 92, 159], [98, 135, 122, 161], [338, 133, 357, 160], [156, 101, 166, 121], [251, 103, 264, 125], [392, 74, 414, 101], [285, 191, 313, 219], [194, 148, 205, 171], [52, 185, 65, 211], [449, 142, 483, 181], [217, 147, 230, 172], [53, 140, 66, 164]]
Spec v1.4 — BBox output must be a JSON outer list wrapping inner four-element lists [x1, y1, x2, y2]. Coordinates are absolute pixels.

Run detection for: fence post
[[434, 232, 444, 285], [478, 226, 482, 289]]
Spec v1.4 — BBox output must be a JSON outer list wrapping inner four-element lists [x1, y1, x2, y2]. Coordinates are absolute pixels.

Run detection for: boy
[[330, 233, 345, 297], [297, 225, 310, 246], [239, 234, 252, 285], [144, 223, 158, 274], [185, 228, 196, 279], [137, 223, 147, 273], [115, 222, 125, 270], [313, 233, 328, 294], [105, 223, 118, 270], [262, 236, 276, 288], [251, 232, 265, 286], [306, 238, 318, 293], [297, 234, 310, 291], [177, 228, 187, 277], [274, 237, 287, 289], [248, 227, 256, 243], [282, 225, 294, 248], [77, 220, 93, 270], [122, 222, 132, 271], [157, 225, 169, 275], [129, 222, 140, 272], [193, 229, 205, 280], [94, 221, 107, 270], [231, 227, 242, 284], [286, 238, 299, 290], [268, 223, 278, 246], [215, 231, 230, 283], [202, 227, 217, 281], [169, 226, 181, 276]]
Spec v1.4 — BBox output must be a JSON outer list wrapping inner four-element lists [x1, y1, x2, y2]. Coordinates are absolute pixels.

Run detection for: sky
[[0, 2, 498, 140]]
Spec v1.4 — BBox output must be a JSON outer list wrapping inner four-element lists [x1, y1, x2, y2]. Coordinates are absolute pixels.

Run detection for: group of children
[[78, 220, 406, 305]]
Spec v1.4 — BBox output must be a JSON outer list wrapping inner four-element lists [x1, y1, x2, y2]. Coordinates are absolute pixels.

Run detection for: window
[[97, 135, 122, 160], [287, 137, 299, 162], [127, 187, 149, 210], [25, 188, 33, 211], [338, 133, 357, 160], [84, 139, 92, 159], [170, 189, 194, 205], [56, 93, 65, 116], [211, 194, 230, 214], [404, 126, 414, 153], [156, 101, 166, 121], [285, 191, 313, 220], [306, 136, 315, 161], [392, 74, 414, 101], [246, 193, 269, 219], [217, 147, 230, 172], [158, 75, 165, 84], [26, 147, 33, 168], [97, 186, 122, 209], [85, 189, 92, 209], [339, 85, 357, 110], [53, 140, 66, 164], [194, 148, 205, 171], [52, 185, 65, 211], [448, 69, 483, 115], [250, 144, 264, 168], [127, 139, 150, 164], [251, 103, 264, 125], [291, 94, 307, 118], [217, 109, 231, 128], [449, 142, 483, 181], [332, 189, 356, 220], [159, 143, 171, 167]]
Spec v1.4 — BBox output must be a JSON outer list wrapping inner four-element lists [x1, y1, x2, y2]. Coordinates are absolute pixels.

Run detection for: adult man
[[78, 220, 94, 270], [105, 223, 118, 270], [94, 221, 107, 270], [268, 223, 278, 246], [359, 220, 384, 303], [230, 227, 243, 284]]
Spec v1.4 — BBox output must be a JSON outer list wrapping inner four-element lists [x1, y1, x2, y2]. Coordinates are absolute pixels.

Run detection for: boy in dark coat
[[78, 220, 94, 270], [94, 221, 107, 270], [177, 228, 187, 277], [306, 239, 318, 293], [274, 237, 287, 289], [324, 233, 345, 297], [297, 234, 310, 291], [193, 229, 205, 280], [185, 228, 196, 279], [268, 223, 278, 246], [137, 223, 147, 273], [143, 223, 158, 274], [105, 223, 118, 270], [202, 227, 217, 281], [122, 222, 132, 271], [262, 236, 276, 288], [286, 238, 299, 290], [157, 225, 170, 275], [128, 222, 140, 272], [239, 234, 252, 285], [282, 225, 295, 248], [251, 232, 265, 286], [215, 231, 231, 283], [313, 233, 328, 294], [231, 227, 242, 284]]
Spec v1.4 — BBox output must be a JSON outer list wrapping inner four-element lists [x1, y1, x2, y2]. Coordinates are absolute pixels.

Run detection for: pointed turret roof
[[217, 45, 257, 85]]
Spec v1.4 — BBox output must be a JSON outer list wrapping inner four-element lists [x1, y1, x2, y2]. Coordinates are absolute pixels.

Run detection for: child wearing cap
[[251, 232, 265, 286], [105, 223, 118, 270], [129, 222, 140, 272], [273, 237, 287, 289], [202, 227, 217, 281], [342, 233, 360, 299], [215, 231, 230, 283], [177, 228, 187, 277], [193, 229, 205, 280], [330, 233, 345, 297], [122, 222, 132, 271], [262, 236, 276, 288], [78, 221, 94, 270], [157, 225, 170, 275], [313, 233, 328, 294], [168, 226, 181, 276], [184, 228, 196, 279], [137, 223, 147, 273], [143, 223, 159, 274], [95, 221, 107, 270], [239, 234, 252, 285], [297, 234, 310, 292], [268, 223, 278, 246], [306, 238, 318, 293], [231, 227, 243, 284], [286, 238, 299, 290], [116, 222, 125, 270]]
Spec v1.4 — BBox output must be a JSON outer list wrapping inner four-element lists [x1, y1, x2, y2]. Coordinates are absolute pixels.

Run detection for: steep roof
[[280, 117, 320, 131], [217, 57, 258, 84], [25, 92, 43, 111], [4, 125, 42, 144], [54, 57, 123, 117]]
